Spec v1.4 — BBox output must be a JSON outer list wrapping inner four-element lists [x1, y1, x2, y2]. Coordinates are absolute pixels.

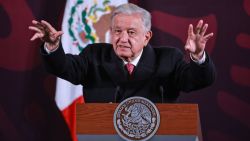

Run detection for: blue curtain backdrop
[[0, 0, 250, 141]]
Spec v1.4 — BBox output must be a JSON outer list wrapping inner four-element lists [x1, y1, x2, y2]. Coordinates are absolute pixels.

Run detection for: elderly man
[[29, 3, 216, 103]]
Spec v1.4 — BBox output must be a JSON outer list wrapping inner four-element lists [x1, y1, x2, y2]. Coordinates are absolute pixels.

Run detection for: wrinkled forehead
[[111, 13, 145, 29]]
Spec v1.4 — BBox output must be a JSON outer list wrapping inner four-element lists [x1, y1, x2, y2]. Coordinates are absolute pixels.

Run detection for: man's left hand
[[185, 20, 213, 60]]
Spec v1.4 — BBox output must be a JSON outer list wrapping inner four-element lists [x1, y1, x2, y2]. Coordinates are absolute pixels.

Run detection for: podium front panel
[[76, 103, 202, 141], [78, 135, 198, 141]]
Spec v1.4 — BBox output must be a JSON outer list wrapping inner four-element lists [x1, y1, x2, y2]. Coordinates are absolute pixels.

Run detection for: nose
[[119, 31, 129, 42]]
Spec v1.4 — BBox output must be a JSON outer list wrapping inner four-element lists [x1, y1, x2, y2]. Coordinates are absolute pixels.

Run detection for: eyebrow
[[112, 27, 137, 31]]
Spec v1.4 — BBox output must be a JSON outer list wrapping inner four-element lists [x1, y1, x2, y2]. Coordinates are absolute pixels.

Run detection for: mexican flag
[[58, 0, 127, 140]]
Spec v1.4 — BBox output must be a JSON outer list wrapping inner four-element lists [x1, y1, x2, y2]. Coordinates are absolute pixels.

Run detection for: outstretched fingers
[[41, 20, 57, 33], [195, 20, 203, 34], [28, 25, 45, 41], [41, 20, 63, 42], [30, 32, 44, 41], [32, 20, 39, 25], [29, 19, 63, 44], [200, 24, 208, 36], [188, 24, 194, 37], [54, 31, 64, 38], [32, 20, 45, 31], [203, 32, 214, 41], [29, 20, 47, 41], [28, 26, 42, 33]]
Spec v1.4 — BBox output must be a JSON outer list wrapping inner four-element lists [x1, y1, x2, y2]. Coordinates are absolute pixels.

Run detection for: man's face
[[110, 13, 152, 62]]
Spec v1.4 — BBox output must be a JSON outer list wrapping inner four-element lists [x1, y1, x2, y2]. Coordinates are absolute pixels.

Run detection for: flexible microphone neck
[[114, 86, 120, 103], [159, 85, 164, 103]]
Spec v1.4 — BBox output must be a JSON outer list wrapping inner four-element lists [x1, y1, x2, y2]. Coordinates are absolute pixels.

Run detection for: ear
[[109, 26, 113, 34], [144, 31, 152, 46], [109, 27, 114, 44]]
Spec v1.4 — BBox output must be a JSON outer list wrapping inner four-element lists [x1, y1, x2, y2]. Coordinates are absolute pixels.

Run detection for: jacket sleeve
[[172, 49, 216, 92], [41, 42, 90, 85]]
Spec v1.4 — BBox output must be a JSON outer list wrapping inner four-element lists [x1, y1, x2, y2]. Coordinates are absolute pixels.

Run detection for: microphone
[[159, 85, 164, 103], [114, 86, 120, 103]]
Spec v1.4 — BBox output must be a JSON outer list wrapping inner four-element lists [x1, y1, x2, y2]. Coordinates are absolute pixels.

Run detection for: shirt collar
[[123, 49, 143, 66]]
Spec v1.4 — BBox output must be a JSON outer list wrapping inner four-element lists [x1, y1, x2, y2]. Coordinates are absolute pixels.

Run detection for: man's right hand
[[29, 20, 63, 51]]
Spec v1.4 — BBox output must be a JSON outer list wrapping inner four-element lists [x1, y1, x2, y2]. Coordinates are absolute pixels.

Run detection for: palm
[[185, 20, 213, 59], [186, 33, 206, 54]]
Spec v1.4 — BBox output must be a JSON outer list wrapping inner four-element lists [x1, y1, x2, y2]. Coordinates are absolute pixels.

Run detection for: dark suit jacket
[[42, 43, 216, 103]]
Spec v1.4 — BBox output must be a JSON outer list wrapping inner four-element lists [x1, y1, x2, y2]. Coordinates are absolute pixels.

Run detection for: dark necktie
[[126, 63, 134, 75]]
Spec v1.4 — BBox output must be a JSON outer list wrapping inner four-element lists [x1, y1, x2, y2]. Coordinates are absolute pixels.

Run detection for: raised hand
[[185, 20, 214, 60], [28, 20, 63, 51]]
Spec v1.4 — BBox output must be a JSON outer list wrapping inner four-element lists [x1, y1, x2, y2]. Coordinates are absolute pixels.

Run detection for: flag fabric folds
[[58, 0, 127, 140]]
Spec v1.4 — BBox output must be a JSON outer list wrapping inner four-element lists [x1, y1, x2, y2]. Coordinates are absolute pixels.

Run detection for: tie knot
[[126, 63, 134, 75]]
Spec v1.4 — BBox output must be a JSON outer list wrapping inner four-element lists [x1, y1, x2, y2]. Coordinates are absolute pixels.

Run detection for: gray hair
[[111, 3, 152, 31]]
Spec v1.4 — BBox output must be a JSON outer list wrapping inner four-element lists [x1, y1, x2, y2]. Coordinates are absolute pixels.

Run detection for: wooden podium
[[76, 103, 203, 141]]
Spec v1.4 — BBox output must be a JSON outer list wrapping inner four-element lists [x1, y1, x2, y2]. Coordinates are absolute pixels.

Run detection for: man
[[29, 3, 216, 103]]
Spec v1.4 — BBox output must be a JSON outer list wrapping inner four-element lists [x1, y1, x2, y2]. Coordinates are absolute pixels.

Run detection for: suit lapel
[[133, 44, 156, 81], [102, 44, 156, 100], [122, 45, 156, 99], [102, 48, 127, 85]]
